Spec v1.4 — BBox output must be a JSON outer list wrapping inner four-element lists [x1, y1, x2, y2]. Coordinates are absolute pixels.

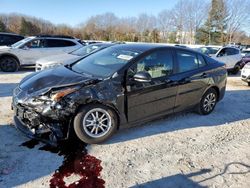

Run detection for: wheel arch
[[204, 85, 220, 101], [75, 101, 121, 130], [0, 53, 20, 64]]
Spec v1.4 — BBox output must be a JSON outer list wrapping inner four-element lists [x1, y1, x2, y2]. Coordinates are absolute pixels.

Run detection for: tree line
[[0, 0, 249, 45]]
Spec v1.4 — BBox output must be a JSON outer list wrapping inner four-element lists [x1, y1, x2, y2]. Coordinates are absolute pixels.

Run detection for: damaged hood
[[19, 66, 96, 94]]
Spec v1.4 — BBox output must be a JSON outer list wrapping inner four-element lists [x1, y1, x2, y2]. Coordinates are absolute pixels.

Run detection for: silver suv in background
[[0, 35, 83, 72], [35, 43, 117, 71], [211, 47, 242, 74]]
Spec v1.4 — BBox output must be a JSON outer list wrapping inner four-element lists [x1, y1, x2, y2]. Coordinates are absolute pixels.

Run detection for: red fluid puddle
[[20, 139, 105, 188]]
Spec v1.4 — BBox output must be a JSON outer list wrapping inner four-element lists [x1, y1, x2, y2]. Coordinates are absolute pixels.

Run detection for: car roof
[[108, 43, 170, 53], [109, 43, 202, 54]]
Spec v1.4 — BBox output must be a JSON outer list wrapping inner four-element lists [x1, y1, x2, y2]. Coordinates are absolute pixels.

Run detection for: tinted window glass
[[24, 39, 44, 48], [46, 39, 76, 47], [131, 50, 174, 78], [197, 55, 207, 67], [225, 48, 239, 55], [177, 51, 198, 72]]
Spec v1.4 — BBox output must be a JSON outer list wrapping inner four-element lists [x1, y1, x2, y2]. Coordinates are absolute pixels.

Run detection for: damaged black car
[[12, 44, 227, 144]]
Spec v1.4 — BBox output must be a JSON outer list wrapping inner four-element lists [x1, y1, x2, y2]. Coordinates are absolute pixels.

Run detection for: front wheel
[[0, 57, 19, 72], [74, 104, 118, 144], [197, 88, 218, 115]]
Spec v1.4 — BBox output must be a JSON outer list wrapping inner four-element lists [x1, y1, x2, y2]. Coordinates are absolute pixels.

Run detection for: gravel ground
[[0, 70, 249, 188]]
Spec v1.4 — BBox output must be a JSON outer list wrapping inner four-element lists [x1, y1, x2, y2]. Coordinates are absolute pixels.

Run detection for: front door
[[126, 49, 178, 122]]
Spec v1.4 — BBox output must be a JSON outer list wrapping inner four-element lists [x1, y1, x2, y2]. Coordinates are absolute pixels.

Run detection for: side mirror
[[133, 71, 152, 82]]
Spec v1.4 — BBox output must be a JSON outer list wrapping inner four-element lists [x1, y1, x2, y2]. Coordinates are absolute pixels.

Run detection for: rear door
[[43, 39, 79, 54], [126, 49, 178, 122], [174, 50, 210, 112]]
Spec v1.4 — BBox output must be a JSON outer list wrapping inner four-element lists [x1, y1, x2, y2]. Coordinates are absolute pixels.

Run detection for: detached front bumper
[[13, 116, 57, 145], [12, 101, 70, 145]]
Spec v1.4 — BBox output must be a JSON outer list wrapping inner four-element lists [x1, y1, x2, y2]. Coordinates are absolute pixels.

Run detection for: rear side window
[[176, 51, 199, 72], [45, 39, 76, 47]]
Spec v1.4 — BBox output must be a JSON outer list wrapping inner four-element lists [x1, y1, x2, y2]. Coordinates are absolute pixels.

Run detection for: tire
[[0, 56, 19, 72], [73, 104, 118, 144], [231, 64, 240, 75], [197, 88, 218, 115], [248, 82, 250, 86]]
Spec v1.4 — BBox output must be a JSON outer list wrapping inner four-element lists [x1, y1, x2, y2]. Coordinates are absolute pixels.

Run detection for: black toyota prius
[[12, 44, 227, 144]]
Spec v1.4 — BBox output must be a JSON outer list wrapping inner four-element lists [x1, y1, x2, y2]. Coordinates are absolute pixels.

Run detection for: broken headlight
[[51, 86, 80, 102]]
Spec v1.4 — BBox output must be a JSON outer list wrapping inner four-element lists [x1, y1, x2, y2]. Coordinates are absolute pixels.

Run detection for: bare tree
[[157, 10, 174, 42], [225, 0, 250, 43]]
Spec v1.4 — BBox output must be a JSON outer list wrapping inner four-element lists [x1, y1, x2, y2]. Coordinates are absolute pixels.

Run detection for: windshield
[[199, 47, 220, 55], [71, 47, 140, 77], [11, 37, 33, 48], [70, 44, 103, 56]]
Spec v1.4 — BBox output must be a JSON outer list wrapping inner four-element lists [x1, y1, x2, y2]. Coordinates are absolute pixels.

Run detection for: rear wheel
[[0, 57, 19, 72], [74, 104, 118, 144], [231, 64, 240, 75], [197, 88, 218, 115]]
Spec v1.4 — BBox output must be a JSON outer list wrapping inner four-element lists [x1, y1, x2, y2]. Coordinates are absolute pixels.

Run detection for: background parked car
[[241, 63, 250, 86], [196, 46, 221, 56], [35, 43, 116, 71], [0, 32, 24, 46], [241, 49, 250, 57], [211, 46, 242, 74], [0, 35, 83, 72]]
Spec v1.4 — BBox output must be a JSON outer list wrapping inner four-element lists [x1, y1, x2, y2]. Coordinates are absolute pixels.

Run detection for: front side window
[[177, 51, 199, 72], [225, 48, 239, 55], [129, 50, 174, 79], [24, 39, 44, 48]]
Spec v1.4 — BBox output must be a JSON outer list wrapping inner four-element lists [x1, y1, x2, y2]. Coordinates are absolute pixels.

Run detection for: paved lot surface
[[0, 70, 250, 188]]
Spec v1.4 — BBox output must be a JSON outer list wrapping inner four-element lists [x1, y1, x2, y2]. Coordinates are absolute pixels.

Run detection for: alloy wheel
[[203, 93, 216, 112], [82, 108, 112, 138]]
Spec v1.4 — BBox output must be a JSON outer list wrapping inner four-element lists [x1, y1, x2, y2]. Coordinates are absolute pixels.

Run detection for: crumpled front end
[[12, 80, 97, 145]]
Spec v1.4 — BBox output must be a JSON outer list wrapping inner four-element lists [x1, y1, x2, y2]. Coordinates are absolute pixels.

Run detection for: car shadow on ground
[[0, 125, 63, 188], [132, 162, 250, 188], [0, 67, 35, 75], [0, 83, 19, 97], [105, 89, 250, 144]]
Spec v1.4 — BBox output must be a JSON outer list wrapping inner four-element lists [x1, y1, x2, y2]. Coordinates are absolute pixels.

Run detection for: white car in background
[[241, 63, 250, 86], [0, 35, 83, 72], [35, 43, 116, 71], [196, 45, 221, 56], [241, 49, 250, 57], [211, 47, 242, 74]]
